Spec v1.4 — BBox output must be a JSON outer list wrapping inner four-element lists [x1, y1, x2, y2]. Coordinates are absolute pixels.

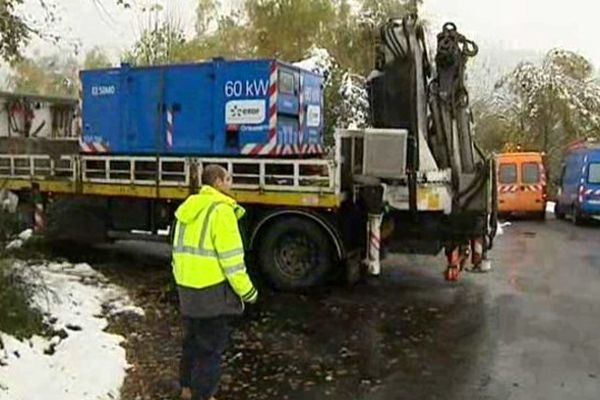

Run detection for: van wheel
[[573, 206, 586, 226], [257, 216, 335, 291], [555, 204, 566, 220]]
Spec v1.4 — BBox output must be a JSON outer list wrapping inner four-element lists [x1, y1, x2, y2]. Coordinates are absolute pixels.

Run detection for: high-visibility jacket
[[172, 185, 257, 316]]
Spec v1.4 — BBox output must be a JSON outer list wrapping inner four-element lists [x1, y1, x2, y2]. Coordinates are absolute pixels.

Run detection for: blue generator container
[[80, 59, 325, 156]]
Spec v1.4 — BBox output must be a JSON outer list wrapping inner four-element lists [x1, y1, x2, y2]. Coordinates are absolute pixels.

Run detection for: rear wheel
[[257, 216, 336, 290], [46, 197, 109, 244]]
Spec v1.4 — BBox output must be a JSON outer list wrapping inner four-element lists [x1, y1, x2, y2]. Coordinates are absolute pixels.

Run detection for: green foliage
[[7, 47, 112, 97], [243, 0, 337, 60], [123, 22, 186, 66], [0, 260, 45, 340], [171, 0, 418, 68], [472, 102, 518, 153], [0, 0, 30, 63], [172, 12, 253, 62], [493, 49, 600, 148], [474, 48, 600, 186], [84, 47, 112, 69], [7, 54, 79, 96], [0, 0, 82, 63], [195, 0, 220, 36]]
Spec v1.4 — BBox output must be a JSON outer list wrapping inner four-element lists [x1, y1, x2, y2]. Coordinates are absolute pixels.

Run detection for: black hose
[[488, 157, 499, 249], [386, 21, 405, 59], [459, 171, 487, 212]]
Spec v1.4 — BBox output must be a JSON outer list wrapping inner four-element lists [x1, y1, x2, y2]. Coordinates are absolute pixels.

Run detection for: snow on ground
[[0, 261, 144, 400], [497, 221, 512, 236], [0, 190, 18, 214], [5, 229, 33, 250]]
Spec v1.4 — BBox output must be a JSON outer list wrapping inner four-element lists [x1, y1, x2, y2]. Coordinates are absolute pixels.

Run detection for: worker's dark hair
[[201, 164, 227, 186]]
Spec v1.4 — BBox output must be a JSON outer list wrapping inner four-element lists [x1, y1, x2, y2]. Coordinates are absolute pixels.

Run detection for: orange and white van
[[497, 152, 548, 218]]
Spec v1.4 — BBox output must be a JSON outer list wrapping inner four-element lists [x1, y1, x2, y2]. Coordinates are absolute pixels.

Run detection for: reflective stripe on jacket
[[172, 185, 257, 317]]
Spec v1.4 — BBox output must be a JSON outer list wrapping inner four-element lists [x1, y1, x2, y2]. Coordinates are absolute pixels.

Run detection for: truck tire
[[45, 197, 109, 244], [257, 216, 335, 290]]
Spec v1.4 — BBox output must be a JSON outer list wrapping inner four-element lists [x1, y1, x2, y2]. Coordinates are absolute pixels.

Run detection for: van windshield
[[589, 163, 600, 184], [499, 163, 517, 184], [522, 162, 540, 184]]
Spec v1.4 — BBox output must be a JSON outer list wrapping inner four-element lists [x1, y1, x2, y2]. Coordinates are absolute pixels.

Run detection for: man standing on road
[[172, 164, 258, 400]]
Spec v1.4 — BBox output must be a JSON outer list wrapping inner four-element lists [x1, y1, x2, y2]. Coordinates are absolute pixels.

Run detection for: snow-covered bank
[[5, 229, 33, 250], [0, 261, 144, 400]]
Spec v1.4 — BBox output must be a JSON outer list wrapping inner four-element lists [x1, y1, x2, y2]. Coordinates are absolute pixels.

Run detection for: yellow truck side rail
[[0, 155, 343, 209]]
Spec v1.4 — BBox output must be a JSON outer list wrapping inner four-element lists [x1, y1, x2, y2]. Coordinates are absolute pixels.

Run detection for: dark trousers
[[179, 316, 233, 400]]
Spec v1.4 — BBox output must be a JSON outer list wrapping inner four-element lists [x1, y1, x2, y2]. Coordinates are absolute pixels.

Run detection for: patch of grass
[[0, 259, 45, 339], [0, 210, 20, 243]]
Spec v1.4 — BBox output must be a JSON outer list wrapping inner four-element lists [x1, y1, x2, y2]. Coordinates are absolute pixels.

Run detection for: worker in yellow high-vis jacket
[[172, 164, 258, 400]]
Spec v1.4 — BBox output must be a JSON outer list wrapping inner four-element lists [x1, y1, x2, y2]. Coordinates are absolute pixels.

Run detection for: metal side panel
[[363, 129, 408, 179], [406, 21, 439, 173], [384, 183, 452, 214], [458, 172, 489, 212], [418, 132, 440, 172]]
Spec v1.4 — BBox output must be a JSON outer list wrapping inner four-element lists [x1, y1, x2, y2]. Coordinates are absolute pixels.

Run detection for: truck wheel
[[46, 197, 109, 244], [257, 216, 335, 290]]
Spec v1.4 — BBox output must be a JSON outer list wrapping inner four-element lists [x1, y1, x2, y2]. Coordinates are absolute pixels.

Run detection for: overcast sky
[[24, 0, 198, 59], [21, 0, 600, 66], [423, 0, 600, 64]]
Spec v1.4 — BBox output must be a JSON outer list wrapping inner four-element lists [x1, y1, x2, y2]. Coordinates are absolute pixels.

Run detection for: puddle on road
[[520, 231, 537, 237]]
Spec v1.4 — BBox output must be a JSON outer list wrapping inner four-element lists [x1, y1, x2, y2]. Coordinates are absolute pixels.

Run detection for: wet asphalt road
[[366, 217, 600, 400], [461, 217, 600, 400], [74, 216, 600, 400]]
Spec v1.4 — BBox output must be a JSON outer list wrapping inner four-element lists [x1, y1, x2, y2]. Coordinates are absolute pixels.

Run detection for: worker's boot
[[471, 258, 492, 273], [444, 247, 462, 281], [468, 238, 491, 273], [444, 266, 460, 281]]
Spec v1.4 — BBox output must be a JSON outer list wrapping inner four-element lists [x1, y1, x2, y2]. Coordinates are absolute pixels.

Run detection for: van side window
[[499, 163, 517, 184], [589, 163, 600, 184], [279, 71, 295, 94], [522, 162, 540, 184]]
